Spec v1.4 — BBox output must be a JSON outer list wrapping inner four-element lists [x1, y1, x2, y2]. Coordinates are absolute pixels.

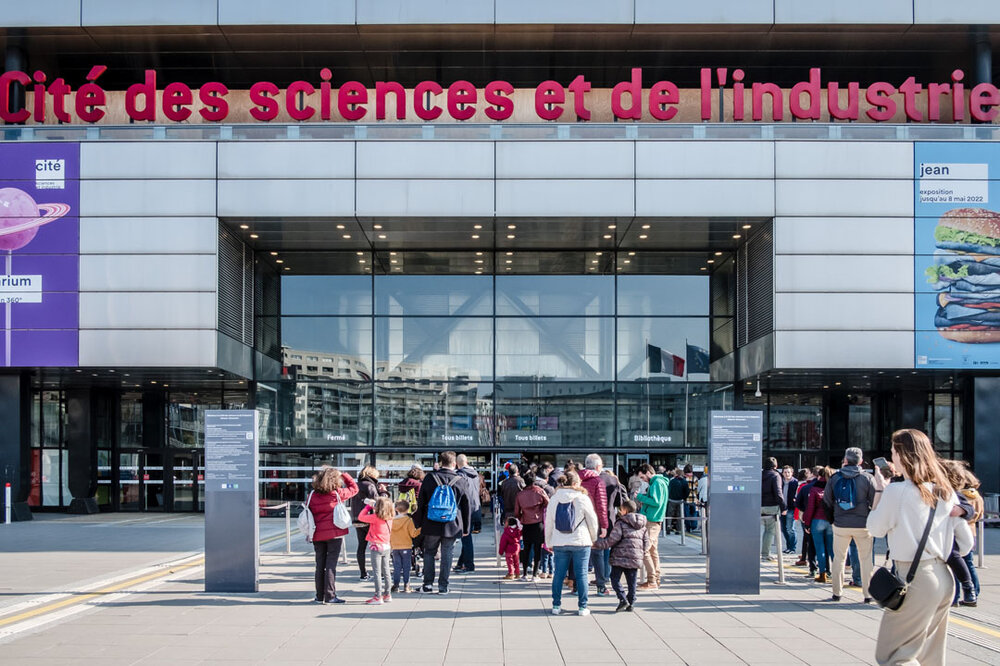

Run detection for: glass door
[[169, 452, 196, 512], [119, 451, 141, 511], [142, 451, 165, 512]]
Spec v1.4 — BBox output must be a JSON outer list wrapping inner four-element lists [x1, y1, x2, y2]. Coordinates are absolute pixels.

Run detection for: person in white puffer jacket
[[544, 470, 599, 616]]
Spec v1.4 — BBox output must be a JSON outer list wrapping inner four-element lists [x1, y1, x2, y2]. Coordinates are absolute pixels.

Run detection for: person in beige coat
[[867, 429, 973, 666], [544, 470, 598, 616]]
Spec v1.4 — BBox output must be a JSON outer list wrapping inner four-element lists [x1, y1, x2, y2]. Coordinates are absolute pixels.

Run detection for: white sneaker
[[526, 575, 535, 582], [578, 608, 591, 616], [551, 606, 561, 615]]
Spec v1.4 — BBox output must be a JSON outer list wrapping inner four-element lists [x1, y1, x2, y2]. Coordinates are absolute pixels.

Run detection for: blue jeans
[[684, 503, 699, 532], [810, 520, 834, 575], [781, 512, 797, 551], [590, 547, 610, 591], [391, 549, 412, 586], [848, 540, 861, 585], [552, 546, 590, 610], [539, 550, 553, 574], [457, 528, 475, 571]]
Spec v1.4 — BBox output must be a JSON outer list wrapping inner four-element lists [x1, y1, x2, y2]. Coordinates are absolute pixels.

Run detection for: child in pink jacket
[[498, 517, 522, 580]]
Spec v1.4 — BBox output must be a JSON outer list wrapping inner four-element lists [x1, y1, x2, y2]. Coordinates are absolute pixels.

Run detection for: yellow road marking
[[950, 616, 1000, 640], [0, 532, 289, 628]]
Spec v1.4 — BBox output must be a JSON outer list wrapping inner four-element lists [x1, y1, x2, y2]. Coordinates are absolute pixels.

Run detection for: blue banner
[[915, 142, 1000, 369]]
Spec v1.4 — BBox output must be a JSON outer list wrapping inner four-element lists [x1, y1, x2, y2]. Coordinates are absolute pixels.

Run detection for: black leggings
[[355, 524, 370, 576], [520, 522, 544, 576], [313, 537, 343, 602]]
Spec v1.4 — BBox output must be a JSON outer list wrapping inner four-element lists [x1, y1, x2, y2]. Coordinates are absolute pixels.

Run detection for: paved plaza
[[0, 514, 999, 665]]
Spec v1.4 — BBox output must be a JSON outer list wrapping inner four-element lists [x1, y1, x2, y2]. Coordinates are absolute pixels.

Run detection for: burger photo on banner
[[914, 142, 1000, 369], [925, 208, 1000, 343]]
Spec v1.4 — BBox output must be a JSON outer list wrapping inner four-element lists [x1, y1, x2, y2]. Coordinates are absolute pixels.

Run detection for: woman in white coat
[[867, 429, 973, 666], [544, 469, 598, 616]]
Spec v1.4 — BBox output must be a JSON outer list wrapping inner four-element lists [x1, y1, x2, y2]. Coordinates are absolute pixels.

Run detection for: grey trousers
[[370, 548, 391, 597], [875, 559, 952, 666]]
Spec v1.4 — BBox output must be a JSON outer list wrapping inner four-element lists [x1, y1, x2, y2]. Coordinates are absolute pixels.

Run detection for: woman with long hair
[[308, 466, 358, 604], [350, 465, 381, 581], [802, 467, 834, 584], [867, 429, 973, 665], [544, 470, 598, 616]]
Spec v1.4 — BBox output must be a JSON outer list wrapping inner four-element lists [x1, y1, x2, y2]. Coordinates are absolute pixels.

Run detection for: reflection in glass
[[281, 275, 372, 315], [617, 383, 732, 449], [259, 451, 368, 506], [496, 275, 613, 316], [121, 392, 142, 447], [375, 275, 492, 316], [617, 276, 709, 316], [260, 381, 372, 447], [768, 394, 823, 450], [616, 318, 711, 381], [496, 317, 613, 381], [376, 381, 491, 448], [493, 382, 613, 448], [168, 391, 222, 448], [376, 316, 492, 381], [281, 317, 373, 379]]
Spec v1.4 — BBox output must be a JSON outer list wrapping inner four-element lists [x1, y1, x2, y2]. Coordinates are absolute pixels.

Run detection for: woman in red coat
[[309, 467, 358, 604]]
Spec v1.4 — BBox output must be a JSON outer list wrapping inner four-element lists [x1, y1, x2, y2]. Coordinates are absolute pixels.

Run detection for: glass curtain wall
[[258, 251, 729, 454]]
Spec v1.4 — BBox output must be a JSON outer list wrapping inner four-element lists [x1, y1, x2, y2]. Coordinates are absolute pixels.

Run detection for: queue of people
[[304, 434, 983, 664]]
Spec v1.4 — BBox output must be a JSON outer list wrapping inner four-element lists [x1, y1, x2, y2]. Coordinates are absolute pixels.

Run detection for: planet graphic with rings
[[0, 187, 71, 251]]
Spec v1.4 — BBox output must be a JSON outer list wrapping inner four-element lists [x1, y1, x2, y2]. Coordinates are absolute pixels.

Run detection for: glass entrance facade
[[254, 250, 733, 460]]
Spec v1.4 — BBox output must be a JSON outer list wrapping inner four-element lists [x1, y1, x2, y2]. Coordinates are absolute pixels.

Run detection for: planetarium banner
[[0, 143, 79, 367], [915, 142, 1000, 369]]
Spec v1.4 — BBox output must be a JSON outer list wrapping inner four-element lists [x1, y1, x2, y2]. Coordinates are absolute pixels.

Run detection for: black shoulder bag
[[868, 504, 936, 611]]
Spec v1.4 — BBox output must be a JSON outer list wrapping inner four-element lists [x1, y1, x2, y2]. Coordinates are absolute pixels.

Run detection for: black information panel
[[708, 410, 763, 594], [204, 410, 259, 593]]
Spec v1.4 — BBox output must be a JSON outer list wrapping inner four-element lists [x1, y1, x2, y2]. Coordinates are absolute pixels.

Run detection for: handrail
[[259, 502, 292, 555]]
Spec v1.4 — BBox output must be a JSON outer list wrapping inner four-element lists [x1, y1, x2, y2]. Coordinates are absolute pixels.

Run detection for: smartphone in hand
[[872, 457, 888, 470]]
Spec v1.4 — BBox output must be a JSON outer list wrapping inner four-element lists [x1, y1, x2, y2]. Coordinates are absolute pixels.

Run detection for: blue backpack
[[554, 500, 581, 533], [833, 475, 856, 511], [427, 477, 459, 523]]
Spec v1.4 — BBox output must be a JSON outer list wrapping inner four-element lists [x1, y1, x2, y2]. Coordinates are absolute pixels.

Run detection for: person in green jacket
[[635, 464, 668, 589]]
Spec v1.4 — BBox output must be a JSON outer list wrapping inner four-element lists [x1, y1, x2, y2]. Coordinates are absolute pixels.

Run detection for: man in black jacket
[[412, 450, 472, 594], [760, 457, 786, 561]]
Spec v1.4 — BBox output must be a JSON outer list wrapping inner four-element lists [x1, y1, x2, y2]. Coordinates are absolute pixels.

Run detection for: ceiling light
[[505, 267, 511, 271], [700, 266, 707, 271], [707, 260, 715, 264], [270, 251, 278, 256], [276, 259, 284, 264], [373, 224, 382, 230], [336, 224, 345, 230], [617, 266, 623, 270], [714, 251, 723, 256], [151, 380, 157, 384], [507, 224, 516, 229], [356, 251, 364, 256], [474, 224, 483, 230], [475, 259, 483, 264], [471, 234, 479, 239], [641, 224, 651, 230], [603, 234, 612, 239], [505, 260, 512, 264], [623, 259, 630, 264], [742, 224, 752, 229], [732, 234, 741, 239], [638, 234, 647, 239], [358, 259, 366, 264], [476, 252, 483, 256], [608, 224, 616, 229], [394, 266, 401, 270], [628, 252, 635, 256], [249, 234, 258, 239], [390, 252, 396, 256], [284, 267, 290, 271], [591, 260, 599, 264], [343, 234, 351, 239], [507, 234, 515, 239], [239, 224, 249, 230], [378, 234, 386, 239], [506, 252, 513, 256], [595, 252, 602, 256], [391, 259, 397, 264], [475, 270, 482, 274], [835, 382, 842, 386], [823, 385, 830, 389]]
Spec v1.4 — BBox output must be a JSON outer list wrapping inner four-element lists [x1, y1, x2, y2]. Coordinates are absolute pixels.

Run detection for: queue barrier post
[[774, 513, 786, 585], [4, 483, 10, 525], [978, 519, 986, 570], [259, 502, 292, 555]]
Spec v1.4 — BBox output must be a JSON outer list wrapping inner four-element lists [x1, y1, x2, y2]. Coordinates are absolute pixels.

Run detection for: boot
[[403, 583, 412, 593], [959, 586, 978, 607], [814, 572, 828, 583]]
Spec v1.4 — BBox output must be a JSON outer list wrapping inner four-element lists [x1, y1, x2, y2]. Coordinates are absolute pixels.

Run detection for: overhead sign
[[2, 67, 996, 125], [708, 410, 763, 595], [621, 430, 684, 447]]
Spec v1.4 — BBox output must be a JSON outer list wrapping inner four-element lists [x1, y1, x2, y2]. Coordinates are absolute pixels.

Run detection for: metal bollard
[[700, 507, 708, 556], [285, 503, 292, 555], [775, 514, 785, 584], [978, 520, 986, 570], [4, 483, 10, 524]]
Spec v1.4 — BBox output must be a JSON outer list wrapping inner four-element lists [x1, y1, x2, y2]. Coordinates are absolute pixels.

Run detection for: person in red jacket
[[579, 454, 610, 593], [498, 517, 523, 580], [308, 467, 359, 604]]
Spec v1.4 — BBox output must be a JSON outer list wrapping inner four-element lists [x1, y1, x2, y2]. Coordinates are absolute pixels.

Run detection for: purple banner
[[0, 143, 79, 367]]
